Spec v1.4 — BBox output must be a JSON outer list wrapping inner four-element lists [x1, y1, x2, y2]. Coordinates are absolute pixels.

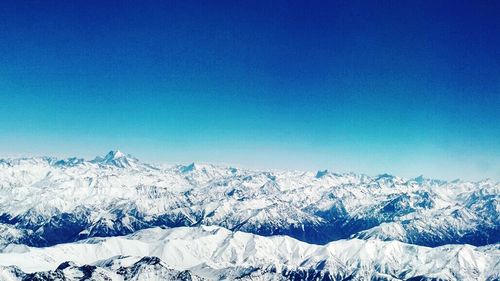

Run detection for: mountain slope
[[0, 225, 498, 281]]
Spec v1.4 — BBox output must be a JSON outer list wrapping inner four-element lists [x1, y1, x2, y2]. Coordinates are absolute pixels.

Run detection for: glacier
[[0, 150, 498, 280]]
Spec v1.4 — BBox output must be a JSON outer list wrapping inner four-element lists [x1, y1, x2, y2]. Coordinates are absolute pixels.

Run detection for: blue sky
[[0, 1, 499, 180]]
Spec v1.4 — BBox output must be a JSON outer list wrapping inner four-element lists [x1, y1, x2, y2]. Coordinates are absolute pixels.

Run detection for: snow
[[0, 151, 498, 280], [0, 225, 497, 280], [0, 151, 498, 248]]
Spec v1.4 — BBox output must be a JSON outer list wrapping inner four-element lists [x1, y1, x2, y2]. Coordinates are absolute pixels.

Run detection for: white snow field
[[0, 225, 498, 280]]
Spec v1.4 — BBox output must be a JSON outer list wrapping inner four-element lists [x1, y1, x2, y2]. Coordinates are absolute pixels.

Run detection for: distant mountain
[[0, 151, 498, 249], [0, 226, 498, 281], [91, 150, 139, 168]]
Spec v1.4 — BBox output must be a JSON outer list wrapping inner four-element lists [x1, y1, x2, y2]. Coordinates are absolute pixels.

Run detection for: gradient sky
[[0, 1, 499, 180]]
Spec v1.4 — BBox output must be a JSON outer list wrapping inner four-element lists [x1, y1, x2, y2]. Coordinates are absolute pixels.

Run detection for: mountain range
[[0, 150, 498, 280]]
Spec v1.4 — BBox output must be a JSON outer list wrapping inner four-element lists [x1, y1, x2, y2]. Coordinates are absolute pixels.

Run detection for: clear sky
[[0, 1, 499, 181]]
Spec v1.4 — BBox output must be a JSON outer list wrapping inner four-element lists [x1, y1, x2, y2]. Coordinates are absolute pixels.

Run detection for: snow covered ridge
[[0, 150, 498, 249], [0, 226, 498, 281]]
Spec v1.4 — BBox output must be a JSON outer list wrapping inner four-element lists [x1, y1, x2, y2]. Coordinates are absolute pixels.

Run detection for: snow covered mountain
[[0, 151, 498, 249], [0, 151, 498, 280], [0, 225, 498, 281]]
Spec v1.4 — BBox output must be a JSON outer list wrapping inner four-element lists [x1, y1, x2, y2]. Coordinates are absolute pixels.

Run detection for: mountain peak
[[54, 157, 85, 167], [316, 169, 329, 178], [181, 162, 196, 173], [413, 175, 426, 183], [93, 150, 137, 168], [104, 150, 125, 161]]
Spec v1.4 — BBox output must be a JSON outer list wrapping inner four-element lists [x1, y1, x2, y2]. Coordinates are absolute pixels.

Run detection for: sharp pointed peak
[[180, 162, 197, 173], [104, 150, 126, 159], [92, 149, 138, 168]]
